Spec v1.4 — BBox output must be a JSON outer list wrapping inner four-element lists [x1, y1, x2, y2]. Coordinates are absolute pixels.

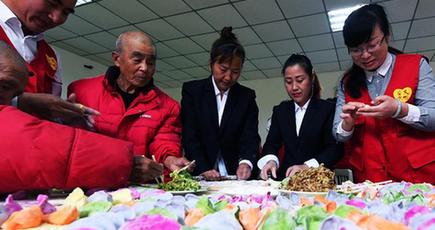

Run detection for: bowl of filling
[[279, 164, 335, 198]]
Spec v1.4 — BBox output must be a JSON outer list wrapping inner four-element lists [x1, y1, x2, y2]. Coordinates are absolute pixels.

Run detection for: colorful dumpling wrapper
[[78, 201, 112, 218], [43, 205, 79, 225], [64, 188, 87, 209], [37, 194, 56, 215], [1, 205, 43, 229], [120, 214, 181, 230]]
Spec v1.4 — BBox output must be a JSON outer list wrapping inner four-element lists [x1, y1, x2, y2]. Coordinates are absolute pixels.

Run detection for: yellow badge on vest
[[46, 54, 57, 71], [393, 87, 412, 103]]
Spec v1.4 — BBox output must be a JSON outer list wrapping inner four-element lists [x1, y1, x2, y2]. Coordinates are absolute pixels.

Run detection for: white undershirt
[[257, 99, 319, 170], [211, 77, 253, 176], [0, 1, 62, 96]]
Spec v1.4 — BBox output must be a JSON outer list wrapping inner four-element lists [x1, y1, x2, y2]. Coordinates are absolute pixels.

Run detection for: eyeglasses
[[348, 36, 385, 57]]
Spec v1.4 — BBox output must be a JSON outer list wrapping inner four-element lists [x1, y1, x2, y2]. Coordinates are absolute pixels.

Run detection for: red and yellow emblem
[[46, 54, 57, 71], [393, 87, 412, 103]]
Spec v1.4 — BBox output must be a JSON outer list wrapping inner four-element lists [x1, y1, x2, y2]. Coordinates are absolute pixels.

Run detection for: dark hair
[[282, 54, 321, 99], [210, 27, 245, 67], [342, 4, 403, 98]]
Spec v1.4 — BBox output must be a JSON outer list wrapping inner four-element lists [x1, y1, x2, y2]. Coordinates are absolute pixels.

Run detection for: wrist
[[341, 121, 354, 132], [391, 99, 402, 118], [398, 102, 408, 118], [267, 160, 277, 167], [163, 156, 175, 166]]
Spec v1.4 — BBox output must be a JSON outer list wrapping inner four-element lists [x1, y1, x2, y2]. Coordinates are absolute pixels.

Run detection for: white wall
[[53, 45, 108, 99]]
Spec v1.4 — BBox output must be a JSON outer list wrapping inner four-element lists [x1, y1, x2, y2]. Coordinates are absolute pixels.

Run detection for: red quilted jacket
[[0, 105, 133, 193], [68, 74, 182, 164]]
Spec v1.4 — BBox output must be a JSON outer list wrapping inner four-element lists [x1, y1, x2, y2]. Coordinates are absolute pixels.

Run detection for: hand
[[260, 160, 277, 180], [67, 93, 100, 129], [200, 169, 222, 181], [340, 101, 366, 131], [236, 163, 251, 180], [285, 164, 309, 177], [18, 93, 100, 125], [130, 156, 163, 183], [356, 95, 402, 118], [163, 156, 195, 172]]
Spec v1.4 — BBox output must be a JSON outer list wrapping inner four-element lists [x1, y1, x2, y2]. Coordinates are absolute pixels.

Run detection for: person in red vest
[[0, 0, 97, 124], [0, 40, 164, 193], [333, 4, 435, 183], [68, 31, 192, 178]]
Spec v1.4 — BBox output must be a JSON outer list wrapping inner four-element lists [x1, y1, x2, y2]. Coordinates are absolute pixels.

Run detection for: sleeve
[[261, 105, 284, 158], [238, 91, 260, 165], [0, 106, 133, 193], [65, 128, 133, 189], [313, 104, 344, 168], [180, 83, 210, 175], [149, 100, 183, 163], [332, 79, 353, 142], [400, 58, 435, 131]]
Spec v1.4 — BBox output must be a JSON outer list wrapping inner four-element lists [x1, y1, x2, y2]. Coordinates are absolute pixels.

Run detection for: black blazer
[[181, 77, 260, 175], [262, 99, 343, 180]]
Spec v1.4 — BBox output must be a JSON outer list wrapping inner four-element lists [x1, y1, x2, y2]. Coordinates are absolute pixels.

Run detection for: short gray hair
[[114, 31, 156, 55], [114, 33, 124, 53]]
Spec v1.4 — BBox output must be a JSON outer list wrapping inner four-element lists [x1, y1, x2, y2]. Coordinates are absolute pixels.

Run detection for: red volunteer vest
[[340, 54, 435, 183], [0, 26, 58, 94]]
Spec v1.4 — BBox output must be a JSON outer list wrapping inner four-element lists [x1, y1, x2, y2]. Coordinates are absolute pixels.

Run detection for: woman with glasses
[[333, 4, 435, 183]]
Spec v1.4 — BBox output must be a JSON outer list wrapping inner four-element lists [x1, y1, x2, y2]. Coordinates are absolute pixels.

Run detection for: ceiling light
[[327, 4, 365, 32], [76, 0, 93, 7]]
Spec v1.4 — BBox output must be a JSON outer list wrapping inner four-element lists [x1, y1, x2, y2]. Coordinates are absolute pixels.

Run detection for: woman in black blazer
[[181, 27, 260, 181], [258, 54, 343, 180]]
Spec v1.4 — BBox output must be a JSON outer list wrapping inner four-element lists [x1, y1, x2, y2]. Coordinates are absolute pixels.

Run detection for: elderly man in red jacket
[[68, 31, 192, 177], [0, 41, 162, 193]]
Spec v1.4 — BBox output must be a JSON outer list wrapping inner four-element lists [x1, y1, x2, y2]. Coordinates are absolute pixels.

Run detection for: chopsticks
[[336, 180, 392, 193], [151, 155, 165, 184], [174, 160, 195, 174]]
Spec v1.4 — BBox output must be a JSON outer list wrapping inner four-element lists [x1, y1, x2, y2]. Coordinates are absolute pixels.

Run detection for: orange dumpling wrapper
[[299, 197, 313, 206], [325, 201, 337, 213], [1, 205, 43, 229], [239, 207, 264, 230], [43, 205, 79, 225], [185, 209, 205, 227], [358, 215, 409, 230], [428, 194, 435, 208], [314, 195, 329, 204]]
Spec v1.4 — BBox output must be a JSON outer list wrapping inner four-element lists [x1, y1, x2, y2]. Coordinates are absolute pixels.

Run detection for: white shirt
[[211, 77, 253, 176], [337, 53, 420, 136], [257, 99, 319, 170], [0, 1, 62, 96]]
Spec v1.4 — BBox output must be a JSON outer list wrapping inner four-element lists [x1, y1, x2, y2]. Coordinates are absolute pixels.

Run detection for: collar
[[294, 98, 311, 112], [0, 1, 17, 25], [0, 1, 43, 40], [105, 66, 154, 94], [211, 76, 230, 97], [365, 52, 393, 82]]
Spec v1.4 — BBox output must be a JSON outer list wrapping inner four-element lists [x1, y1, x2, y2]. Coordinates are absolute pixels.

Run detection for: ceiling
[[45, 0, 435, 88]]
